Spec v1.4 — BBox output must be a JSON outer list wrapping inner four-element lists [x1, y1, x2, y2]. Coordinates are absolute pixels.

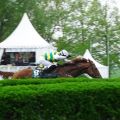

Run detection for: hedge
[[1, 77, 119, 87], [0, 79, 120, 120]]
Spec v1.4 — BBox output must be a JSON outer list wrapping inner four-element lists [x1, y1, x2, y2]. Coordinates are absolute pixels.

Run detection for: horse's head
[[83, 59, 101, 78], [69, 57, 101, 78]]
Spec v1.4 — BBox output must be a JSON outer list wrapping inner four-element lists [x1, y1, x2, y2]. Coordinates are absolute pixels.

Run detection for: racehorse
[[12, 57, 101, 79], [49, 57, 101, 78], [0, 71, 14, 79]]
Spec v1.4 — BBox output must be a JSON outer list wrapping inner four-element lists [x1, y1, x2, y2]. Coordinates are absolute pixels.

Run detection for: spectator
[[1, 52, 10, 65], [29, 52, 35, 63], [14, 53, 23, 66]]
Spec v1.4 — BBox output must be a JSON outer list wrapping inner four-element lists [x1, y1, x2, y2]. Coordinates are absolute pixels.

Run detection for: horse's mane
[[72, 57, 88, 63], [60, 57, 90, 66], [59, 57, 88, 67], [59, 62, 76, 67]]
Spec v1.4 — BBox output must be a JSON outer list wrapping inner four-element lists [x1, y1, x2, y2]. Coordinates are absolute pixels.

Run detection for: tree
[[108, 6, 120, 75]]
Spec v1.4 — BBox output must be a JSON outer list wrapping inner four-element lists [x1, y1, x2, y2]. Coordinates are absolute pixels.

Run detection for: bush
[[0, 78, 120, 120], [0, 77, 97, 86]]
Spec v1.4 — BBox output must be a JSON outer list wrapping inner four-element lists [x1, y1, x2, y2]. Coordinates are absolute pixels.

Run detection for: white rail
[[0, 65, 36, 72]]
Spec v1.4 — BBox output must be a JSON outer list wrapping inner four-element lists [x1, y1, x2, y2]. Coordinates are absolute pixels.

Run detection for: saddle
[[32, 65, 58, 78]]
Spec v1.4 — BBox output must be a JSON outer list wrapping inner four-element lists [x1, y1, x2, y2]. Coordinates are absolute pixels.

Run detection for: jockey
[[37, 49, 71, 71]]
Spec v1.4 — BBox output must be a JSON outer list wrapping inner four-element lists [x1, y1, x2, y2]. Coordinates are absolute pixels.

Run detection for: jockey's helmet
[[59, 49, 69, 57]]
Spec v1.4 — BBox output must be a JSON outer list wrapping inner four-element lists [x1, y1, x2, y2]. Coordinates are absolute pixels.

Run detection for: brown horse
[[0, 71, 14, 79], [12, 57, 101, 79], [50, 58, 101, 78], [12, 67, 32, 79]]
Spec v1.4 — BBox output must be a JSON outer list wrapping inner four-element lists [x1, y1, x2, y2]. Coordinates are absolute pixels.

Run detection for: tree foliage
[[0, 0, 120, 77]]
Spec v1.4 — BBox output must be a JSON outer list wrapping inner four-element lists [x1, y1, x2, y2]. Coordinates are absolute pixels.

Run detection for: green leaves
[[1, 78, 120, 119], [0, 0, 120, 77]]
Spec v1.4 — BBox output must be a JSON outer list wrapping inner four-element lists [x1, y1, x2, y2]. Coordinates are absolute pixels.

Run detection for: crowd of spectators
[[0, 52, 35, 66]]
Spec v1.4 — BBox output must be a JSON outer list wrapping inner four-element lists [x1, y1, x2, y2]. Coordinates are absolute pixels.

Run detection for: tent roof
[[0, 13, 52, 49], [83, 49, 109, 78]]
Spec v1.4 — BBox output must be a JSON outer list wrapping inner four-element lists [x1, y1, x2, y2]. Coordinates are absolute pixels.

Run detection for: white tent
[[0, 13, 56, 63], [83, 49, 109, 78]]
